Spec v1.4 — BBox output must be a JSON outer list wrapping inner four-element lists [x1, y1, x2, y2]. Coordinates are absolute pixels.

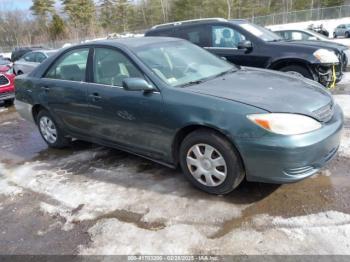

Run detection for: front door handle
[[41, 86, 50, 92], [89, 93, 102, 101]]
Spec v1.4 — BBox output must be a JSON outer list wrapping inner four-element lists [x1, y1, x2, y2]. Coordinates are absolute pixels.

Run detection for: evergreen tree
[[49, 13, 66, 41]]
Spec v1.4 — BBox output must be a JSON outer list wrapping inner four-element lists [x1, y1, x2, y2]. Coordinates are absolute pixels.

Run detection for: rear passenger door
[[40, 48, 92, 136], [87, 47, 165, 158]]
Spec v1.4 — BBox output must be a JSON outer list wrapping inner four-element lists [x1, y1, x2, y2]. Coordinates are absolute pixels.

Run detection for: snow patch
[[79, 211, 350, 255], [334, 95, 350, 118], [0, 163, 23, 196], [1, 149, 246, 234]]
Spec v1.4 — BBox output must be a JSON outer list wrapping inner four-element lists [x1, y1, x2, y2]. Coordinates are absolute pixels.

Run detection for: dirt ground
[[0, 74, 350, 255]]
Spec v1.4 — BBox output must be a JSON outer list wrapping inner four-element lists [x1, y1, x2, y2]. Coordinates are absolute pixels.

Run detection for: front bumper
[[313, 63, 341, 88], [235, 104, 343, 184], [0, 91, 15, 102]]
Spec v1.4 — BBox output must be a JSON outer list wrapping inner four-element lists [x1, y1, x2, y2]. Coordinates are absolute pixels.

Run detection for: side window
[[45, 48, 89, 81], [176, 26, 210, 47], [36, 52, 46, 63], [23, 52, 35, 62], [212, 26, 246, 48], [93, 48, 144, 87]]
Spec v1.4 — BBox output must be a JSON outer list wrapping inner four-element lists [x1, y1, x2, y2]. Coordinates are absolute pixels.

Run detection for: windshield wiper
[[214, 68, 237, 78], [178, 68, 237, 88], [179, 79, 205, 88]]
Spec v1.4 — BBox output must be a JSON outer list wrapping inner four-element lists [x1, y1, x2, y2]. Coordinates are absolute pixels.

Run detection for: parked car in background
[[0, 65, 15, 106], [15, 37, 343, 194], [334, 24, 350, 38], [146, 18, 342, 88], [307, 24, 329, 37], [13, 50, 57, 75], [11, 46, 44, 62], [272, 28, 350, 70]]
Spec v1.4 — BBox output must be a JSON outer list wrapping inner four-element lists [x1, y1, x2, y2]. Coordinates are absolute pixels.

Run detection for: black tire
[[333, 32, 337, 38], [280, 64, 313, 80], [36, 109, 70, 148], [4, 99, 14, 107], [17, 71, 23, 75], [346, 32, 350, 38], [179, 129, 245, 195]]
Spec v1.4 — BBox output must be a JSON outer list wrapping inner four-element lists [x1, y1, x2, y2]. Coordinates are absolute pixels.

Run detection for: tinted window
[[45, 48, 89, 81], [212, 26, 246, 48], [93, 48, 144, 87], [176, 26, 210, 47]]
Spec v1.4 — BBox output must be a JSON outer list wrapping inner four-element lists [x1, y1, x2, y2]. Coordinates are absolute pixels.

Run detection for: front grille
[[0, 75, 9, 87], [312, 102, 334, 123]]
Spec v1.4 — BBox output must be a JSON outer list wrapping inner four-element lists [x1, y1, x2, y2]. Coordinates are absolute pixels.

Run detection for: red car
[[0, 64, 15, 106]]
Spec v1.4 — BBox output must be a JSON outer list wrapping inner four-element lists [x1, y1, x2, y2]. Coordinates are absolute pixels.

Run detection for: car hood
[[289, 40, 348, 52], [186, 67, 333, 118]]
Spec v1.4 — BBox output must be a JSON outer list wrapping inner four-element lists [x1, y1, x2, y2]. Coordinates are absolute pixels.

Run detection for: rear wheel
[[345, 32, 350, 38], [17, 70, 23, 75], [179, 129, 245, 195], [333, 32, 337, 38], [280, 65, 313, 80], [37, 110, 70, 148]]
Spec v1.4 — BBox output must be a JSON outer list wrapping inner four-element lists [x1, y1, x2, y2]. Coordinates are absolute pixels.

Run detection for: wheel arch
[[171, 124, 246, 171], [268, 58, 316, 79], [32, 104, 48, 123]]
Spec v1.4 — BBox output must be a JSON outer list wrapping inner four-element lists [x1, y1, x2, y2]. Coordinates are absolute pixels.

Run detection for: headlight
[[313, 49, 339, 64], [247, 113, 322, 135]]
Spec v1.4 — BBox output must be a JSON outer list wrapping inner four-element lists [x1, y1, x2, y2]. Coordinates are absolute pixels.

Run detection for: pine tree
[[49, 13, 66, 41], [98, 0, 116, 32], [61, 0, 96, 38], [30, 0, 55, 18]]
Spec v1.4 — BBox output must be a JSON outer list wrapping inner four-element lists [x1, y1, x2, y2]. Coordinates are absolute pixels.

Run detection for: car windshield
[[135, 40, 236, 87], [239, 23, 283, 42], [306, 30, 329, 40]]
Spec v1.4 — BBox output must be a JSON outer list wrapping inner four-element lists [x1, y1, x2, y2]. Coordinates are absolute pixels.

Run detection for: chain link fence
[[248, 5, 350, 26]]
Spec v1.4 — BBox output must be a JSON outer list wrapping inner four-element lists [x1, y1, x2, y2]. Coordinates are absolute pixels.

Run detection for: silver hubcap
[[39, 116, 57, 144], [186, 144, 227, 187]]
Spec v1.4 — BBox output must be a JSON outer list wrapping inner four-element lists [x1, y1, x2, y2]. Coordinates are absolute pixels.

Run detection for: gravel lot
[[0, 74, 350, 255]]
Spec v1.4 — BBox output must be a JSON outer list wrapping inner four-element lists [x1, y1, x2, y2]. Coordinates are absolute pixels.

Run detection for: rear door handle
[[41, 86, 50, 91], [89, 93, 102, 101]]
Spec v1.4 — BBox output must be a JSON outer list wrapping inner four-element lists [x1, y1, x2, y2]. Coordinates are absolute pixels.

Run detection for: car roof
[[86, 37, 182, 49]]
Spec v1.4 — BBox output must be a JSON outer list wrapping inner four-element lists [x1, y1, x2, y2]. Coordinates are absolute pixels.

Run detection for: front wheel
[[345, 32, 350, 38], [280, 65, 313, 80], [37, 110, 70, 148], [179, 129, 245, 195], [333, 32, 337, 38]]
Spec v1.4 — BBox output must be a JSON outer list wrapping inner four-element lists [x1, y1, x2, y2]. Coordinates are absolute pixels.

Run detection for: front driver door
[[206, 25, 266, 68], [87, 47, 166, 159], [40, 48, 93, 136]]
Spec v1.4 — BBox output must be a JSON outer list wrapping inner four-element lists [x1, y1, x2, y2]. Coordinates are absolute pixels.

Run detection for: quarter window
[[212, 26, 246, 48], [93, 48, 144, 87], [45, 48, 89, 81]]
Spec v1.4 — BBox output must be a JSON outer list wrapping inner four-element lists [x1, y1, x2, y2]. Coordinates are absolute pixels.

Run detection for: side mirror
[[122, 78, 154, 92], [238, 40, 253, 50]]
